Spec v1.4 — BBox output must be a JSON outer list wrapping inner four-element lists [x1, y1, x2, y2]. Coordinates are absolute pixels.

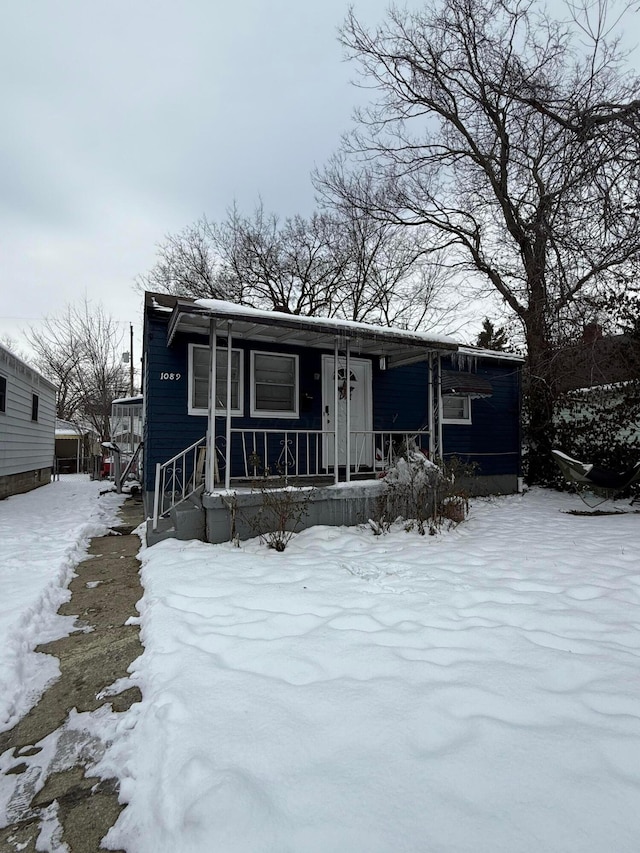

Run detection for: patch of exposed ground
[[0, 496, 144, 852]]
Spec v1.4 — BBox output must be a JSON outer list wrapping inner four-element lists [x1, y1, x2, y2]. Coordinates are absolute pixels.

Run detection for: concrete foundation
[[0, 467, 52, 501], [145, 473, 520, 546], [202, 480, 386, 544]]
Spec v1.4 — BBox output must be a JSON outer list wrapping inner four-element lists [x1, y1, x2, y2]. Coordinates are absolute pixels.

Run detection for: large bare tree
[[321, 0, 640, 481], [27, 301, 130, 442], [138, 200, 465, 331]]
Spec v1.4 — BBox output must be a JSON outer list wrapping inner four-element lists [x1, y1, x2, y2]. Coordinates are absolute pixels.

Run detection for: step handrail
[[152, 436, 206, 531]]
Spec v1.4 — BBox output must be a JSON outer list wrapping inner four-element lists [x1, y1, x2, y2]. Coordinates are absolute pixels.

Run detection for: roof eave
[[165, 300, 458, 362]]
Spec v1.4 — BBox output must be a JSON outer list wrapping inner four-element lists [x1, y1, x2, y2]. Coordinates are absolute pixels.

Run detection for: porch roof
[[166, 297, 458, 367]]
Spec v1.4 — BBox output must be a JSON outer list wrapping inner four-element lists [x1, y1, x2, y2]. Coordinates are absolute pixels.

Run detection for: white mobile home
[[0, 344, 56, 499]]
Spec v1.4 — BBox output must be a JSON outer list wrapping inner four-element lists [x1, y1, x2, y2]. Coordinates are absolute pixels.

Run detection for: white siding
[[0, 346, 57, 477]]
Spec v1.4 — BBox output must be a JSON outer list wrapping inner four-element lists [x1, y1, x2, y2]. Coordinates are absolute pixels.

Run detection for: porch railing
[[152, 435, 206, 530], [220, 428, 430, 481], [152, 429, 431, 528]]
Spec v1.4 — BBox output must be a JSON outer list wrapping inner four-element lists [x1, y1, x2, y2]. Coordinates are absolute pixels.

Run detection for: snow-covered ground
[[2, 483, 639, 852], [96, 489, 640, 853], [0, 475, 125, 731]]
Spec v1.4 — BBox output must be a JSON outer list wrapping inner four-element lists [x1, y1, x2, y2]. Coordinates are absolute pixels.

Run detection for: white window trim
[[250, 350, 299, 419], [188, 343, 244, 416], [441, 394, 472, 425]]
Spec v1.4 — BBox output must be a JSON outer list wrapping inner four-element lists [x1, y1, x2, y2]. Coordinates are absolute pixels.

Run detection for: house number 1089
[[160, 372, 181, 380]]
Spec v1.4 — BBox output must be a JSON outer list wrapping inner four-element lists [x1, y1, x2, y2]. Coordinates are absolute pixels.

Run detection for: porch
[[151, 426, 431, 535], [147, 296, 458, 543]]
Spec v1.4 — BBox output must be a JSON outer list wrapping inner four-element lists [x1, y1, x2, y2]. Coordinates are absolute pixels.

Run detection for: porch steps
[[147, 490, 205, 547]]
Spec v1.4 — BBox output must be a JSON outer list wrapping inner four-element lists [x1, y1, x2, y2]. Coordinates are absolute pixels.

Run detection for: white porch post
[[428, 353, 435, 458], [205, 319, 217, 492], [345, 338, 351, 483], [225, 320, 233, 490], [437, 354, 443, 460], [430, 353, 443, 460], [333, 337, 339, 484]]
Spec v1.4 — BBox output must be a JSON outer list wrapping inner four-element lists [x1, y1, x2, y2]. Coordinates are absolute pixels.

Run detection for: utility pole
[[129, 323, 134, 396]]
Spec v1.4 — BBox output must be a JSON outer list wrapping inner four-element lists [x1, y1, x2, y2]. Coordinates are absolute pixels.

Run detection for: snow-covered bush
[[374, 451, 465, 535], [253, 484, 313, 551]]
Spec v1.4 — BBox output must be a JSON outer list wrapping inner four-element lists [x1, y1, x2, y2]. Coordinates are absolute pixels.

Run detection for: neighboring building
[[110, 395, 143, 455], [142, 293, 523, 543], [554, 326, 640, 394], [109, 395, 144, 484], [54, 419, 99, 474], [553, 327, 640, 464], [0, 343, 56, 499]]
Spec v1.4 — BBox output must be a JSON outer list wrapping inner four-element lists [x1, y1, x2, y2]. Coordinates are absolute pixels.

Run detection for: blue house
[[142, 292, 522, 543]]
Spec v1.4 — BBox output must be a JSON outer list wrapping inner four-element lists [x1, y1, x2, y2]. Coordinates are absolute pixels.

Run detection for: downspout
[[205, 319, 217, 492], [225, 320, 233, 491]]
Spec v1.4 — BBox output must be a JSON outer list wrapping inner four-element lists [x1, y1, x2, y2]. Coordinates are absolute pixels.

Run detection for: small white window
[[251, 351, 298, 418], [188, 344, 243, 416], [442, 394, 471, 424]]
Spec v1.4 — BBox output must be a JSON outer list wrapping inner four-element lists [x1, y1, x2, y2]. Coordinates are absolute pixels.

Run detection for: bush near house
[[372, 451, 471, 535]]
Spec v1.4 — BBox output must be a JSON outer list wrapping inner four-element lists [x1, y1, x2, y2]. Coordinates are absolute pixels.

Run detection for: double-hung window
[[188, 344, 243, 415], [442, 394, 471, 424], [251, 351, 298, 418]]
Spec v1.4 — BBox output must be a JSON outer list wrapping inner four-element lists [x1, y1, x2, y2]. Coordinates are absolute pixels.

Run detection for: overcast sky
[[1, 1, 638, 366], [0, 0, 393, 361]]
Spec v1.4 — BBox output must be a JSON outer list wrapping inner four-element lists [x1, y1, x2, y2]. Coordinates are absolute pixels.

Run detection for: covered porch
[[150, 298, 458, 539]]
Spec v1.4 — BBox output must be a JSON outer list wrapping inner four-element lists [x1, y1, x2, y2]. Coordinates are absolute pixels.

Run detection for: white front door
[[322, 355, 373, 469]]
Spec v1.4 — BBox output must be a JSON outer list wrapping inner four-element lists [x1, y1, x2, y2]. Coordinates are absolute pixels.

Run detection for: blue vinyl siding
[[442, 360, 521, 476], [143, 319, 202, 491], [372, 362, 429, 432], [143, 305, 521, 488], [143, 316, 330, 489]]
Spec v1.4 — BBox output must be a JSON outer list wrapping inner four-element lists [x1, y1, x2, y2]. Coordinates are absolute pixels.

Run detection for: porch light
[[379, 355, 387, 371]]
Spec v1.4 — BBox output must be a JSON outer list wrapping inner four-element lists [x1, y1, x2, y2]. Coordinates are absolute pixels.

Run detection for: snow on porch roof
[[165, 297, 459, 366]]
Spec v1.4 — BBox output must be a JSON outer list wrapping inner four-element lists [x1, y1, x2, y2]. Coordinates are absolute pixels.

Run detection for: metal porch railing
[[152, 428, 431, 529], [152, 436, 206, 531]]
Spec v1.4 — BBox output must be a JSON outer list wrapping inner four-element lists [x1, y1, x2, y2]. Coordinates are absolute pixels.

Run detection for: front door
[[322, 355, 373, 469]]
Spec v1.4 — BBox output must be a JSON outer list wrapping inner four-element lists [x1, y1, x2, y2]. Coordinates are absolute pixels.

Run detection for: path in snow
[[0, 477, 142, 851]]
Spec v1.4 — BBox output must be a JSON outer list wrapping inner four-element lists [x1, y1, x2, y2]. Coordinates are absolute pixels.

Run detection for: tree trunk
[[523, 310, 557, 485]]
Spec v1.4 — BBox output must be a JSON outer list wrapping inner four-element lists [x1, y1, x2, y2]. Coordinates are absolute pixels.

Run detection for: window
[[188, 344, 243, 415], [442, 394, 471, 424], [31, 393, 39, 421], [251, 351, 298, 418], [0, 376, 6, 413]]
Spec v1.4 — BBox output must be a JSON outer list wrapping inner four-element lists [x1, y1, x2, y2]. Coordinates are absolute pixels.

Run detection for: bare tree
[[26, 301, 130, 442], [0, 334, 30, 362], [139, 199, 466, 332], [210, 203, 347, 315], [322, 0, 640, 482], [316, 162, 469, 331], [137, 219, 232, 301]]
